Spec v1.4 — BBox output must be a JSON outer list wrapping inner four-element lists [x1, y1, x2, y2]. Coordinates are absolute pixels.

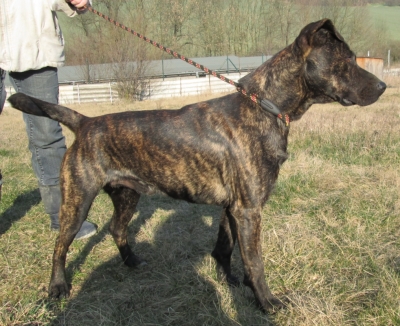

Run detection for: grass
[[1, 81, 400, 325]]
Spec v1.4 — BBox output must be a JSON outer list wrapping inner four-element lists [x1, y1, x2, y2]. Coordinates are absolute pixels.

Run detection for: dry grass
[[1, 80, 400, 325]]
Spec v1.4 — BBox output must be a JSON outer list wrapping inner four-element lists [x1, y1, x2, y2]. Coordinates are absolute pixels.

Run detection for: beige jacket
[[0, 0, 85, 72]]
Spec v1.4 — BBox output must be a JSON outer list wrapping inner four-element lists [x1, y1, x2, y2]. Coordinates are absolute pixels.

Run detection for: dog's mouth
[[328, 93, 357, 107], [339, 98, 356, 106]]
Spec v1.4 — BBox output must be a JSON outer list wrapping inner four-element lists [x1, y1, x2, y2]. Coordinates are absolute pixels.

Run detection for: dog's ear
[[296, 18, 344, 56]]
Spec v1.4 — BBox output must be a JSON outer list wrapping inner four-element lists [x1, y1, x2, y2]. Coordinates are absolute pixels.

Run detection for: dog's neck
[[239, 44, 324, 122]]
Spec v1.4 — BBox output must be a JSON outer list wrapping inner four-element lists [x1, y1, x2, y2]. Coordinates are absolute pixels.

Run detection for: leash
[[85, 6, 290, 126]]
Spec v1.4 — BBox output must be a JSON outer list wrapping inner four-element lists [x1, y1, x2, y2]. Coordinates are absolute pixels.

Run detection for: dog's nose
[[377, 81, 386, 92]]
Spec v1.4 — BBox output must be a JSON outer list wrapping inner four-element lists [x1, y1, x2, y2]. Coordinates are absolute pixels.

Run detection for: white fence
[[59, 82, 119, 104], [3, 72, 246, 107], [144, 73, 245, 100], [3, 83, 118, 107], [384, 68, 400, 76], [57, 72, 246, 105]]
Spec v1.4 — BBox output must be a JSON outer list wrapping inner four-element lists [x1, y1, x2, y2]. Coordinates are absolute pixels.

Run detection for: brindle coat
[[9, 19, 386, 312]]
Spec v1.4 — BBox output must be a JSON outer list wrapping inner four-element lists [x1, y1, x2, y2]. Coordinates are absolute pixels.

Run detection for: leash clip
[[260, 99, 289, 126]]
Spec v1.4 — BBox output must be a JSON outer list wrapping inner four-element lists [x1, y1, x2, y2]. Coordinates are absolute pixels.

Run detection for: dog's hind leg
[[49, 182, 99, 299], [232, 205, 286, 313], [104, 185, 145, 267], [211, 208, 240, 286]]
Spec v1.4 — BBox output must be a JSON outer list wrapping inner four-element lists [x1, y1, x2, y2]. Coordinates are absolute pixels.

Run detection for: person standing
[[0, 0, 97, 239]]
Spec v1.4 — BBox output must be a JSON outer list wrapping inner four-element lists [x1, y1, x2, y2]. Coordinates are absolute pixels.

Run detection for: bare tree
[[269, 0, 300, 48], [60, 0, 154, 98]]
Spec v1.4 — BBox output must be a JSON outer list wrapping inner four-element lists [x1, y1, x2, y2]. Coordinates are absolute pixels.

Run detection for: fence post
[[162, 57, 165, 81], [109, 82, 113, 104]]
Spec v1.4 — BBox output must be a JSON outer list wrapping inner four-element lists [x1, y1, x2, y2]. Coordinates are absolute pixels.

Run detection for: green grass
[[1, 87, 400, 325], [292, 126, 400, 166]]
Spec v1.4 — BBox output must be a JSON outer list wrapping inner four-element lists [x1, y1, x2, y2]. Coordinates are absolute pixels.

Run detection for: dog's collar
[[237, 87, 290, 126]]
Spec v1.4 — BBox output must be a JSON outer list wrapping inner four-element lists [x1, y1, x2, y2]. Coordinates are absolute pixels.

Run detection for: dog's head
[[238, 19, 385, 121], [298, 19, 386, 107]]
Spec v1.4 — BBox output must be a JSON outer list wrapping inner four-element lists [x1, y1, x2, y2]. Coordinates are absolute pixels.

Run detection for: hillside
[[368, 4, 400, 41]]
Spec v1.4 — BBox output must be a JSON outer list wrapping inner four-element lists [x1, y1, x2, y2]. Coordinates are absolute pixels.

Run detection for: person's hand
[[66, 0, 88, 9]]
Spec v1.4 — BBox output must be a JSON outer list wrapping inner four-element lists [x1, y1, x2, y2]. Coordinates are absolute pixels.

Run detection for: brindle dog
[[9, 19, 386, 312]]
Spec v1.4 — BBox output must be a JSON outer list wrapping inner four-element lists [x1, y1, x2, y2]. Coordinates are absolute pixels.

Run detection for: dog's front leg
[[232, 205, 285, 313]]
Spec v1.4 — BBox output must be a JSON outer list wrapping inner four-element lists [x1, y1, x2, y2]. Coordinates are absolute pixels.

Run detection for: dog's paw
[[226, 274, 240, 287], [48, 282, 71, 299], [214, 265, 240, 287], [261, 295, 290, 314], [124, 254, 147, 268]]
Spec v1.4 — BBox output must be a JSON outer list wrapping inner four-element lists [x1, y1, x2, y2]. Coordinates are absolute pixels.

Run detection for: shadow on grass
[[50, 195, 276, 326], [0, 188, 41, 236]]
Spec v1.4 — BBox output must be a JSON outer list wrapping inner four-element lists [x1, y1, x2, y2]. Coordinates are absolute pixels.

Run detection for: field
[[1, 76, 400, 325], [368, 4, 400, 41]]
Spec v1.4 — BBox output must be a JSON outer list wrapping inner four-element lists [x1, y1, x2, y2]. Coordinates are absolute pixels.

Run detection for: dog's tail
[[8, 93, 85, 133]]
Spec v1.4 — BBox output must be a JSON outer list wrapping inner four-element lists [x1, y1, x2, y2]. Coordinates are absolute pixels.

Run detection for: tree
[[59, 0, 395, 81], [60, 0, 153, 99]]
